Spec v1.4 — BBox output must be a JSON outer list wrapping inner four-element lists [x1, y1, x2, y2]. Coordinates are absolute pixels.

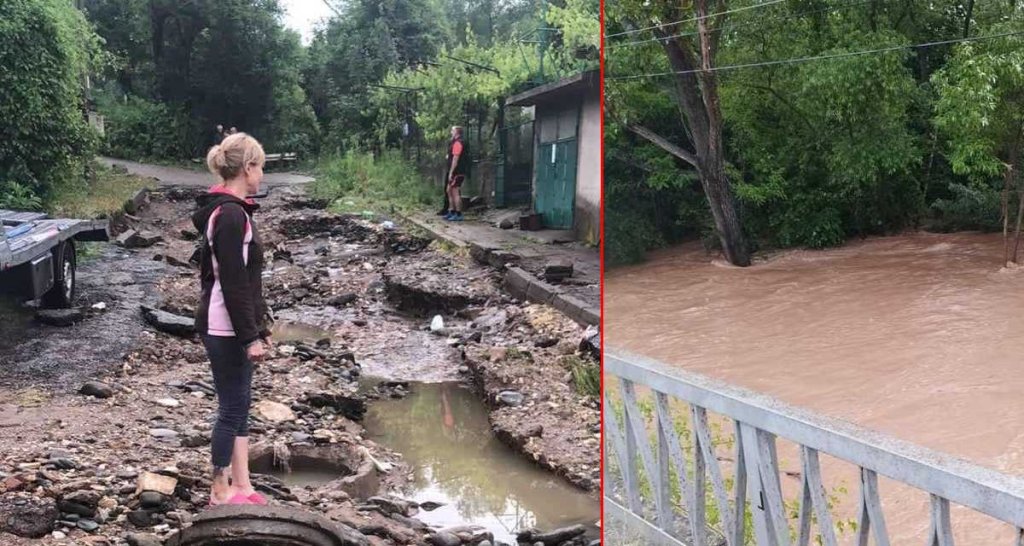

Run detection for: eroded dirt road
[[0, 178, 598, 546]]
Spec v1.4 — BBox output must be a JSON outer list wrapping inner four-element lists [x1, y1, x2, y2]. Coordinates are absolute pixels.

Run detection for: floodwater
[[605, 232, 1024, 543], [363, 382, 599, 544]]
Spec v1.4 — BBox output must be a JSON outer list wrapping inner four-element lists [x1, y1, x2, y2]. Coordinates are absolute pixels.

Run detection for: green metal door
[[536, 138, 577, 230]]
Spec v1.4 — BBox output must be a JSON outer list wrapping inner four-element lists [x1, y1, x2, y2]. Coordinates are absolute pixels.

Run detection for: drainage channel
[[362, 381, 599, 544], [269, 307, 598, 544]]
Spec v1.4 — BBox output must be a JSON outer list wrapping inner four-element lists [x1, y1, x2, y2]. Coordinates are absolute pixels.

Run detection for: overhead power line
[[604, 0, 787, 39], [608, 29, 1024, 80], [607, 0, 879, 49]]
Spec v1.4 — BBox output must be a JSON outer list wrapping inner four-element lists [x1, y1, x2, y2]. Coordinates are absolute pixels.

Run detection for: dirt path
[[97, 157, 314, 187]]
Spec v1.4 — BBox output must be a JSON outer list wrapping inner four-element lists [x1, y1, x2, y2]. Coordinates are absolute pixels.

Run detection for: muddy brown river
[[605, 232, 1024, 543]]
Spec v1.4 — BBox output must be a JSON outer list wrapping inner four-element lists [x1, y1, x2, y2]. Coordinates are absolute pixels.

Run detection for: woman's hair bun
[[206, 134, 265, 181]]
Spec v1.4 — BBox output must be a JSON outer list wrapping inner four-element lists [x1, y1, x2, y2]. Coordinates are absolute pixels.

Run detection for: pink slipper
[[247, 492, 268, 505], [208, 493, 256, 507]]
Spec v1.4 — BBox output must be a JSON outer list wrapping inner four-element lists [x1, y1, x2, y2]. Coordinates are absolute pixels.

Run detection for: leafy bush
[[97, 93, 192, 160], [0, 0, 102, 201], [0, 182, 44, 211], [928, 183, 1003, 233], [311, 151, 436, 212]]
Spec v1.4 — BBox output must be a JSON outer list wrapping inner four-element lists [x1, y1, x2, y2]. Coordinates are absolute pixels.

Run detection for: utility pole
[[538, 0, 548, 81]]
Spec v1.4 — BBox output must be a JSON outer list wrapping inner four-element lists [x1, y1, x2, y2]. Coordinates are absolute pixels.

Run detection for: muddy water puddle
[[363, 382, 598, 543], [606, 232, 1024, 543]]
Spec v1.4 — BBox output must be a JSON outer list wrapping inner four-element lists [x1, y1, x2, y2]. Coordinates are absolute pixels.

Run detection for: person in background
[[229, 126, 239, 135], [191, 132, 273, 506], [444, 126, 468, 222], [214, 125, 226, 146]]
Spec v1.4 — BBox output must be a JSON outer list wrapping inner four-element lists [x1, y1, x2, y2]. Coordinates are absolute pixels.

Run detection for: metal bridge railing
[[604, 348, 1024, 546]]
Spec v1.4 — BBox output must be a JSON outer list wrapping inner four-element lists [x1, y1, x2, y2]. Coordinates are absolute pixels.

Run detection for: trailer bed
[[0, 210, 109, 271]]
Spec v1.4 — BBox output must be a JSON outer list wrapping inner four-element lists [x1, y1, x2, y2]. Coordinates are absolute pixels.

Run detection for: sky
[[280, 0, 337, 44]]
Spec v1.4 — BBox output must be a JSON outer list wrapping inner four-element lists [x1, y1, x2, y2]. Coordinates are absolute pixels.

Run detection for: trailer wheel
[[42, 240, 76, 308]]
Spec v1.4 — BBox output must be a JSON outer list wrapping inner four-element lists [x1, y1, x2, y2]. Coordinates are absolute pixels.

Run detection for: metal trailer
[[0, 209, 109, 308]]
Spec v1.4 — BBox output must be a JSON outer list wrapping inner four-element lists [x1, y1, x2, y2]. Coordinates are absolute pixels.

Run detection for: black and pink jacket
[[191, 188, 270, 345]]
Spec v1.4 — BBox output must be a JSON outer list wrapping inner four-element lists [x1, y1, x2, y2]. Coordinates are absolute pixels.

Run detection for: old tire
[[41, 240, 75, 308], [164, 505, 370, 546]]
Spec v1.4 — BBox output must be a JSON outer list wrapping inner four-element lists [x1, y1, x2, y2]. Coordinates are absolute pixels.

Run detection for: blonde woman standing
[[191, 133, 273, 506]]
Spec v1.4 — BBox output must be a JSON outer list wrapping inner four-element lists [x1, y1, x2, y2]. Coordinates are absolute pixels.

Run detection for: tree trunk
[[1013, 166, 1024, 263], [963, 0, 975, 38], [1003, 165, 1011, 264], [701, 164, 750, 266]]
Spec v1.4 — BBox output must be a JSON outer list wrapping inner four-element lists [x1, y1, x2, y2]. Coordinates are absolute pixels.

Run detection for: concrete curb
[[504, 266, 599, 327], [396, 213, 469, 248], [398, 212, 599, 327]]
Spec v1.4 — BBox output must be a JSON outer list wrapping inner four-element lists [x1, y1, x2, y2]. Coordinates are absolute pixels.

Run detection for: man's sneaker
[[437, 209, 449, 216], [451, 213, 464, 222], [443, 213, 455, 221]]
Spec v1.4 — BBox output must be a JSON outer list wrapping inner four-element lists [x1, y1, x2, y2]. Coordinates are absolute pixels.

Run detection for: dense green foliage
[[0, 0, 103, 204], [79, 0, 594, 176], [369, 0, 599, 155], [83, 0, 318, 159], [311, 151, 436, 213], [606, 0, 1024, 265]]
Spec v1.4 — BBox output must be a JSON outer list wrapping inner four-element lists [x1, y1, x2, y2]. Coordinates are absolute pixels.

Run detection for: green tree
[[934, 25, 1024, 262], [607, 0, 752, 266]]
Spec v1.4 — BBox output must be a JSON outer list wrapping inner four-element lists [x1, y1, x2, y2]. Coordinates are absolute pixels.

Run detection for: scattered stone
[[117, 229, 164, 249], [77, 518, 100, 532], [136, 472, 178, 496], [291, 432, 312, 444], [180, 432, 209, 448], [525, 424, 544, 438], [51, 458, 77, 470], [149, 428, 178, 439], [127, 533, 163, 546], [141, 306, 195, 337], [36, 308, 85, 327], [428, 531, 462, 546], [180, 229, 199, 241], [497, 390, 524, 407], [52, 531, 67, 539], [1, 476, 25, 492], [155, 398, 180, 408], [79, 381, 114, 399], [535, 337, 559, 348], [128, 509, 154, 528], [328, 293, 358, 307], [0, 495, 58, 538], [419, 500, 445, 511], [543, 260, 574, 282], [499, 219, 514, 229], [488, 347, 508, 362], [304, 392, 367, 421], [165, 255, 192, 268], [458, 365, 470, 374], [518, 525, 587, 545], [255, 400, 296, 423], [139, 491, 165, 509]]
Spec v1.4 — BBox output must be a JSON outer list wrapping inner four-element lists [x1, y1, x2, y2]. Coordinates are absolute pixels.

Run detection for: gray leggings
[[201, 335, 253, 468]]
